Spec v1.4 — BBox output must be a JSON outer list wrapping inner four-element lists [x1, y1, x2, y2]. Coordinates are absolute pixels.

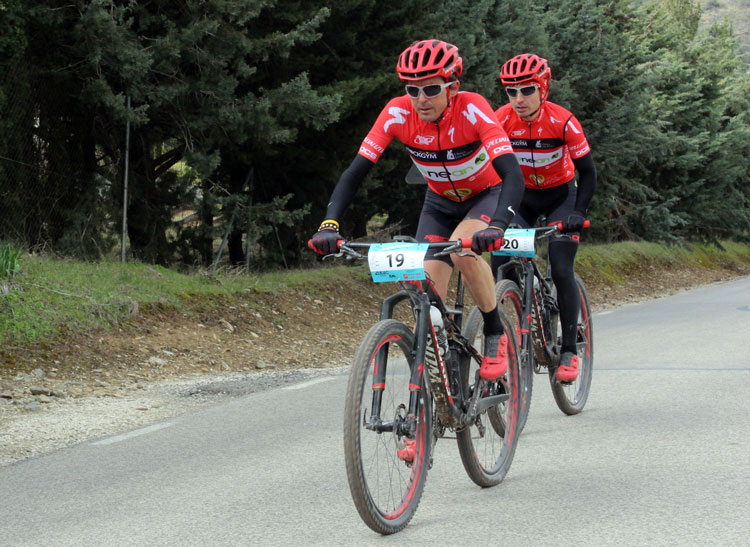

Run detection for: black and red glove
[[309, 220, 343, 256], [471, 227, 505, 254], [560, 211, 586, 233]]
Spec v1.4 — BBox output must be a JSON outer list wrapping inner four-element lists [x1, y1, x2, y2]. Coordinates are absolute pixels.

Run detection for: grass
[[1, 240, 748, 347], [575, 240, 750, 282], [0, 242, 21, 278], [0, 256, 368, 345]]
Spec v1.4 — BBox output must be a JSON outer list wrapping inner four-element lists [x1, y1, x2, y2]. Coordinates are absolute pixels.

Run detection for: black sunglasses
[[505, 85, 538, 98], [405, 81, 453, 99]]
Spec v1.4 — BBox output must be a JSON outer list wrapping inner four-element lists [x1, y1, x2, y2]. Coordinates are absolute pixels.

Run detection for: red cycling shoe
[[479, 333, 509, 381], [556, 352, 580, 383]]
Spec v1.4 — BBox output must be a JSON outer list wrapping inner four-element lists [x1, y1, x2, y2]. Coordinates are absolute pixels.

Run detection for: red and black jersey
[[494, 101, 590, 190], [360, 91, 514, 202]]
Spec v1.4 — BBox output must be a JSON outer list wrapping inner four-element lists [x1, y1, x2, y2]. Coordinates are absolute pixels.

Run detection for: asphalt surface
[[1, 277, 748, 546]]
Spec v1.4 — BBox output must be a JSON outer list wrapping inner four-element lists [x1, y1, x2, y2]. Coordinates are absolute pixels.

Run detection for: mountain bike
[[492, 224, 593, 431], [317, 237, 521, 534]]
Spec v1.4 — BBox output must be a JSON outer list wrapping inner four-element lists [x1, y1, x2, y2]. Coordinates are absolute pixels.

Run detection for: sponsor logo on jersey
[[443, 188, 473, 200], [487, 137, 510, 147], [415, 135, 435, 145], [384, 107, 409, 132], [493, 145, 513, 154], [529, 174, 545, 187], [408, 149, 439, 160], [515, 149, 563, 167], [415, 146, 491, 181], [359, 146, 377, 160], [511, 129, 526, 136], [549, 116, 561, 124], [448, 127, 455, 143], [446, 149, 455, 160], [566, 120, 582, 134], [462, 103, 495, 125], [364, 137, 384, 153]]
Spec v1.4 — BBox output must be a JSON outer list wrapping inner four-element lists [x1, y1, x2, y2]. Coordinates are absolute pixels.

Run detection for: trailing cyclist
[[310, 39, 525, 383], [491, 53, 598, 383]]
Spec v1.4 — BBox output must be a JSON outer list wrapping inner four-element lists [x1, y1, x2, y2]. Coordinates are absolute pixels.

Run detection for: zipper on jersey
[[528, 122, 539, 185], [436, 122, 462, 202]]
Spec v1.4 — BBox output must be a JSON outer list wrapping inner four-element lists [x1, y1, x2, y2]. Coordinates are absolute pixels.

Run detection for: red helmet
[[396, 40, 463, 82], [500, 54, 551, 100]]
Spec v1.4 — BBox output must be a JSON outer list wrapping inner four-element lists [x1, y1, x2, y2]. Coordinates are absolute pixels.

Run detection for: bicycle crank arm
[[473, 393, 510, 416]]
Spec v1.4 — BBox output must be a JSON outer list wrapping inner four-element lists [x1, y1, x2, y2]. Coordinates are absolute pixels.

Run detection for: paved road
[[1, 278, 749, 546]]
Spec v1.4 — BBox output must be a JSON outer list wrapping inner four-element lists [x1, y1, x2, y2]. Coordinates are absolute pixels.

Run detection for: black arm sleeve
[[489, 154, 525, 230], [323, 155, 375, 222], [571, 152, 597, 214]]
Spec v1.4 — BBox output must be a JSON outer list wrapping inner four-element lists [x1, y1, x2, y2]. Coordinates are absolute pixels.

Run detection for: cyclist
[[492, 53, 597, 383], [311, 39, 525, 383]]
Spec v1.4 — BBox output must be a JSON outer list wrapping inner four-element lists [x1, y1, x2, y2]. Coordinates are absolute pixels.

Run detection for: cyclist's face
[[508, 85, 541, 121], [408, 76, 457, 123]]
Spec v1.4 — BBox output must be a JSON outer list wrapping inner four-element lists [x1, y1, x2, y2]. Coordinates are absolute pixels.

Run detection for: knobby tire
[[549, 273, 594, 415], [456, 307, 521, 487], [344, 319, 432, 534], [494, 279, 531, 432]]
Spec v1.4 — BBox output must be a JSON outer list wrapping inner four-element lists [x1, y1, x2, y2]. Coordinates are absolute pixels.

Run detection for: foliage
[[0, 0, 748, 269]]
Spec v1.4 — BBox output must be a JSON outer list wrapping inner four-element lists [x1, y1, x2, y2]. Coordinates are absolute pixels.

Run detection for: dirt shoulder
[[1, 263, 747, 466]]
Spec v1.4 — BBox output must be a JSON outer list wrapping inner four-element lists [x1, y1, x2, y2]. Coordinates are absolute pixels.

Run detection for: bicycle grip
[[307, 238, 343, 252], [556, 220, 591, 231], [459, 238, 473, 249]]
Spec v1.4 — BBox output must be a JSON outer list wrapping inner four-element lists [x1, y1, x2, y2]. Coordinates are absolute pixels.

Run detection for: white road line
[[282, 377, 335, 391], [595, 310, 614, 316], [92, 422, 173, 446]]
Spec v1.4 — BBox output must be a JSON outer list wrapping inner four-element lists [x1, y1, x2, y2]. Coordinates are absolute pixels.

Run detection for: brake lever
[[329, 243, 365, 260]]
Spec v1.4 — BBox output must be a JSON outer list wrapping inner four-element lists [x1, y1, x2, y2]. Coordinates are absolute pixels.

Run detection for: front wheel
[[456, 307, 521, 487], [494, 279, 532, 432], [549, 273, 594, 415], [344, 319, 433, 534]]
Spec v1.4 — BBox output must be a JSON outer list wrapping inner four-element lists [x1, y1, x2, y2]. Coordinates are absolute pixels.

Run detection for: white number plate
[[491, 228, 536, 258], [368, 243, 428, 283]]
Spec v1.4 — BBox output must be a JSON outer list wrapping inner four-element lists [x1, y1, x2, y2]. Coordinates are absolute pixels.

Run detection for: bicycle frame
[[335, 241, 512, 434], [499, 226, 560, 369]]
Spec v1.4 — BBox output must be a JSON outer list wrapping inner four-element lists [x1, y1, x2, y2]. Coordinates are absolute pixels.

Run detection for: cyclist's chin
[[416, 108, 440, 122]]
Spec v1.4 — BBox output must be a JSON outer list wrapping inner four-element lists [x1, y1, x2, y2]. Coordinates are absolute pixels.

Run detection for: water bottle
[[429, 306, 448, 358]]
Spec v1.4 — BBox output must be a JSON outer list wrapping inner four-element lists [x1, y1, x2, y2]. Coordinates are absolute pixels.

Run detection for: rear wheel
[[344, 319, 432, 534], [457, 308, 521, 487], [549, 274, 593, 415]]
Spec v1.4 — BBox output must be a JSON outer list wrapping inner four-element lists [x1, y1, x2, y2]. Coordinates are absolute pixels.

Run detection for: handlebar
[[555, 219, 591, 232], [308, 221, 591, 258], [307, 238, 474, 259]]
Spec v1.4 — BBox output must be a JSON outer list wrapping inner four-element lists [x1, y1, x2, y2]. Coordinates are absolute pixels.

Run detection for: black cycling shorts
[[510, 178, 577, 232], [416, 185, 501, 264]]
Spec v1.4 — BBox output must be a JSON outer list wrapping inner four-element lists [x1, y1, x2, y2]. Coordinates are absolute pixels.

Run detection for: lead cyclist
[[310, 39, 525, 405]]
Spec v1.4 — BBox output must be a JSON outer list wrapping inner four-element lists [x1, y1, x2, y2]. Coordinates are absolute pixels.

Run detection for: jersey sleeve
[[563, 114, 591, 159], [459, 93, 513, 160], [357, 97, 408, 163]]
